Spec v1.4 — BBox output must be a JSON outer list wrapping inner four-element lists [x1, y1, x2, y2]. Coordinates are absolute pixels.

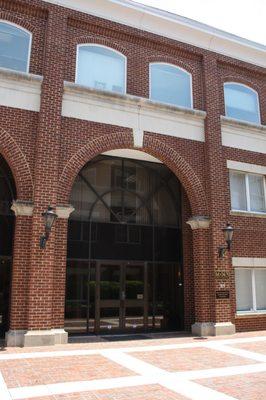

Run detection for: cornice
[[42, 0, 266, 68]]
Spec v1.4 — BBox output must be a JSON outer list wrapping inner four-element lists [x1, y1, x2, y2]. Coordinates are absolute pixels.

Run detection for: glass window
[[76, 45, 126, 94], [229, 172, 247, 211], [235, 268, 266, 313], [248, 174, 265, 212], [229, 171, 266, 213], [255, 270, 266, 310], [150, 63, 192, 108], [0, 22, 31, 72], [224, 83, 260, 124], [235, 269, 253, 312]]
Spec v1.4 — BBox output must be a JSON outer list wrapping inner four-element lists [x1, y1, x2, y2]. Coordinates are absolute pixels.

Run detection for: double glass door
[[96, 262, 146, 332], [65, 260, 182, 335]]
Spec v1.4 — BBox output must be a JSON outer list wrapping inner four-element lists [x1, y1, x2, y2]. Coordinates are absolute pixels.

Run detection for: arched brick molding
[[143, 134, 208, 215], [58, 132, 208, 215], [0, 128, 33, 201]]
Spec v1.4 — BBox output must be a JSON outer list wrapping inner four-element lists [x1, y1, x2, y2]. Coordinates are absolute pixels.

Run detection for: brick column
[[187, 216, 213, 335], [52, 206, 74, 333], [18, 8, 68, 347], [196, 54, 235, 335], [6, 201, 33, 346]]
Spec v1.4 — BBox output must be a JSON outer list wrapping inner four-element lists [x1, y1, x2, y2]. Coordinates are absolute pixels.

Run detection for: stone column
[[5, 201, 33, 347]]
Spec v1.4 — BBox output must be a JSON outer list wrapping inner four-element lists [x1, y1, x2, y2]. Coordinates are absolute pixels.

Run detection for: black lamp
[[40, 206, 58, 249], [218, 223, 234, 258]]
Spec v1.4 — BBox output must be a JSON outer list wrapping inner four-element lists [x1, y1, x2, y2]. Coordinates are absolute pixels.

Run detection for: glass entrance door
[[0, 258, 11, 337], [123, 262, 146, 331], [96, 262, 121, 332], [96, 261, 146, 333]]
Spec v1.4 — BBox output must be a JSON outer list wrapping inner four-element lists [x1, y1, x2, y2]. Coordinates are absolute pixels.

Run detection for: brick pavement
[[0, 331, 266, 400]]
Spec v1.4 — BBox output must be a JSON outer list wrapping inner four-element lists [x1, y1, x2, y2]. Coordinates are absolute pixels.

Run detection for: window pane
[[224, 83, 260, 124], [150, 64, 192, 108], [235, 269, 253, 311], [229, 172, 247, 210], [248, 175, 266, 212], [255, 270, 266, 310], [0, 22, 30, 72], [77, 45, 125, 93]]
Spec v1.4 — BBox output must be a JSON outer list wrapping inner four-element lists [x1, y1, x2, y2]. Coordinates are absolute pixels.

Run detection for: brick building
[[0, 0, 265, 347]]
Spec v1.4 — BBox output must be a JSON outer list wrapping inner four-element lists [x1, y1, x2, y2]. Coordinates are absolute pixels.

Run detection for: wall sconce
[[40, 206, 58, 249], [218, 223, 234, 258]]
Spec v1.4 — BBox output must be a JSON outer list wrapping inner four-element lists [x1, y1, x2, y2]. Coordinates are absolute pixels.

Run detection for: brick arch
[[0, 12, 35, 33], [147, 55, 196, 77], [58, 132, 208, 215], [0, 128, 33, 201]]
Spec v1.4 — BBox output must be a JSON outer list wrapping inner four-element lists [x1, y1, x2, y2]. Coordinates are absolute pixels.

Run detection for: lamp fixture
[[40, 206, 58, 249], [218, 223, 234, 258]]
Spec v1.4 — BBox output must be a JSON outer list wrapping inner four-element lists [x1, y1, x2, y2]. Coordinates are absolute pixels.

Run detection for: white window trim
[[229, 169, 266, 214], [0, 20, 32, 73], [235, 267, 266, 315], [223, 82, 261, 125], [149, 62, 193, 109], [75, 43, 127, 94]]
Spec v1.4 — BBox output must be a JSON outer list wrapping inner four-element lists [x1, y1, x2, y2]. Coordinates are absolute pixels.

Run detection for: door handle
[[121, 291, 125, 300]]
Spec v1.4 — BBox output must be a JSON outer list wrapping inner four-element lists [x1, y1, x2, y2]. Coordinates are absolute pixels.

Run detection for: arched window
[[0, 21, 31, 72], [76, 45, 126, 94], [224, 83, 260, 124], [150, 63, 192, 108]]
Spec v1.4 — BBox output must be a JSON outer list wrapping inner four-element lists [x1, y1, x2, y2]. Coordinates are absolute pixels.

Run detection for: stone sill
[[63, 81, 206, 120], [0, 67, 43, 84], [235, 312, 266, 319], [230, 210, 266, 218], [221, 115, 266, 134]]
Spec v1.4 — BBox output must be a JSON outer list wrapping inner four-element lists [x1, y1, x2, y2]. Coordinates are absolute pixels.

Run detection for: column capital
[[186, 216, 211, 230], [11, 200, 34, 216], [56, 204, 75, 219]]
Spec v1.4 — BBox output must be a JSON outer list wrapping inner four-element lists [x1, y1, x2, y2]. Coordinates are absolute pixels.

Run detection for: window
[[229, 171, 266, 213], [76, 45, 126, 94], [224, 83, 260, 124], [0, 21, 31, 72], [235, 268, 266, 313], [150, 63, 192, 108]]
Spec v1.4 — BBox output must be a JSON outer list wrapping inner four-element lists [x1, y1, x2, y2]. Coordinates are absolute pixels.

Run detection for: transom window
[[150, 63, 192, 108], [0, 21, 31, 72], [76, 45, 126, 94], [235, 268, 266, 313], [224, 83, 260, 124], [229, 171, 266, 213]]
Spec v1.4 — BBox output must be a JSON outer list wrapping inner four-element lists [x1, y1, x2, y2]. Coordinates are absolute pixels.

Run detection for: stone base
[[192, 322, 236, 336], [5, 329, 68, 347]]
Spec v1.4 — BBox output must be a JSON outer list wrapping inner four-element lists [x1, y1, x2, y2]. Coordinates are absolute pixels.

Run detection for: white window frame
[[149, 62, 193, 109], [0, 20, 32, 73], [235, 267, 266, 314], [223, 82, 261, 125], [230, 170, 266, 214], [75, 43, 127, 94]]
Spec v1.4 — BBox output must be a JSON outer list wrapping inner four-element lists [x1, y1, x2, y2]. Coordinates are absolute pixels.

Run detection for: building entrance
[[65, 260, 182, 334], [65, 155, 184, 335], [0, 156, 15, 337]]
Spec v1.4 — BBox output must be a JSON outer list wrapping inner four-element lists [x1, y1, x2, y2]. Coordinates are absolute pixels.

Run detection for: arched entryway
[[65, 153, 184, 334], [0, 155, 16, 337]]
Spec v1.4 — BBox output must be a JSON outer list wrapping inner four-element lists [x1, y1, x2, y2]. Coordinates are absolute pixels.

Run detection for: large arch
[[0, 128, 33, 201], [0, 155, 16, 337], [58, 132, 208, 215]]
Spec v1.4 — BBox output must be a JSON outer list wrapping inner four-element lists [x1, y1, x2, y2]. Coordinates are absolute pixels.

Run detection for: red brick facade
[[0, 0, 265, 344]]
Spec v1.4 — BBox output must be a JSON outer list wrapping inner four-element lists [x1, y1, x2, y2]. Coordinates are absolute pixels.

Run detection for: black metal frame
[[66, 156, 183, 334]]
